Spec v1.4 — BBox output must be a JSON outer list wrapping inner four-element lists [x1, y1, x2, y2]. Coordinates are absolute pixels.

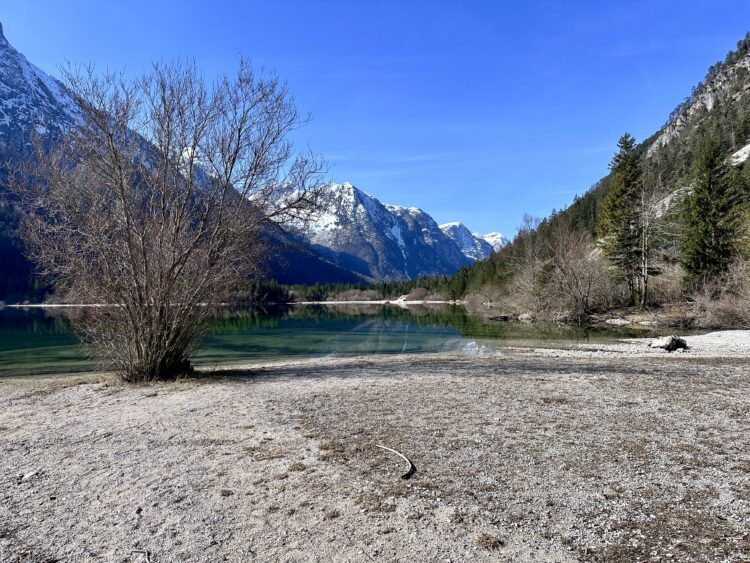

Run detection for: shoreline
[[2, 328, 749, 383], [3, 300, 746, 335], [3, 299, 464, 308], [292, 299, 464, 306], [2, 300, 738, 333]]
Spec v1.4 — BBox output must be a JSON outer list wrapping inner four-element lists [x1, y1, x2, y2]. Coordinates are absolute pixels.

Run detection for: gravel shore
[[1, 347, 749, 562], [524, 329, 750, 358]]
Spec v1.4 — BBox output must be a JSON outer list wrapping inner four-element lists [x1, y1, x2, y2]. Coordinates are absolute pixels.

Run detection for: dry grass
[[323, 508, 340, 520], [476, 532, 505, 550]]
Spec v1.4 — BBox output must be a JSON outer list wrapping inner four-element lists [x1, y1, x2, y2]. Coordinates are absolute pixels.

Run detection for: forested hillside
[[399, 33, 750, 325]]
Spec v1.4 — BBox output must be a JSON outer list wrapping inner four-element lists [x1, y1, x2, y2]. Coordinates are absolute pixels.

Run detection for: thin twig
[[375, 444, 416, 480]]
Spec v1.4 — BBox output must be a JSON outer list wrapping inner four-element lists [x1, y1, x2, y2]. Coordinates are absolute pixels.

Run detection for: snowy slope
[[299, 183, 485, 280], [730, 142, 750, 165], [0, 23, 81, 152], [476, 231, 508, 252], [439, 222, 494, 261], [298, 183, 505, 280]]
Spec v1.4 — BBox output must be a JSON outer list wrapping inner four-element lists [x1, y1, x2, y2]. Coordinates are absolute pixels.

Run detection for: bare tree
[[509, 214, 549, 311], [547, 218, 610, 320], [11, 60, 323, 382], [633, 179, 659, 309], [636, 166, 684, 308]]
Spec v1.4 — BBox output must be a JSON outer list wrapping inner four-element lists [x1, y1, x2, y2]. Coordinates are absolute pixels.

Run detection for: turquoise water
[[0, 305, 656, 377]]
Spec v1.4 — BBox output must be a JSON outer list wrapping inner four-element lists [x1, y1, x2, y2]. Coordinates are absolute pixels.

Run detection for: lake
[[0, 304, 659, 377]]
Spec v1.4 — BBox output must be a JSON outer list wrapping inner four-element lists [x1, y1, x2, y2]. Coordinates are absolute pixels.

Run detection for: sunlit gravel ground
[[1, 351, 749, 562]]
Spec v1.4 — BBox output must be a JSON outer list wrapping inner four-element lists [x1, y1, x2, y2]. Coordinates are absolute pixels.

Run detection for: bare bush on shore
[[401, 287, 427, 301], [692, 257, 750, 327], [646, 263, 684, 306], [489, 216, 617, 321], [11, 61, 322, 382], [546, 218, 614, 320], [508, 214, 549, 313]]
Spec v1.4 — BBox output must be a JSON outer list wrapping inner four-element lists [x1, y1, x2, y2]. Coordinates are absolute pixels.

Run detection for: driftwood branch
[[375, 444, 416, 480], [131, 549, 151, 563], [648, 335, 688, 352]]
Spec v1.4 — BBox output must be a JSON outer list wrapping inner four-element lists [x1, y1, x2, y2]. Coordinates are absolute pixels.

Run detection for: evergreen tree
[[597, 133, 642, 304], [682, 135, 739, 285]]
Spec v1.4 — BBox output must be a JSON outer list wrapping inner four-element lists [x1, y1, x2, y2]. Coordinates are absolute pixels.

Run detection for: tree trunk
[[640, 232, 649, 309]]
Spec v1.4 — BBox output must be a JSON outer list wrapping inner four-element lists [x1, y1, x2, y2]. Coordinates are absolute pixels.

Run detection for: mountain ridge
[[0, 26, 501, 297], [0, 24, 81, 153], [438, 222, 493, 261], [293, 182, 502, 280]]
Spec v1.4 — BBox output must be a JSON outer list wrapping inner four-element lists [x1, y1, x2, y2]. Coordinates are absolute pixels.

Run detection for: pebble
[[17, 470, 39, 484]]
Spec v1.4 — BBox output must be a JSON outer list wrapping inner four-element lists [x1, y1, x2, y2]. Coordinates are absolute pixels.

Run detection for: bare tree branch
[[10, 59, 324, 382]]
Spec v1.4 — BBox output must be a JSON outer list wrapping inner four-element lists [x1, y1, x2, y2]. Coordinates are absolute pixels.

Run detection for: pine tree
[[682, 135, 739, 285], [598, 133, 642, 305]]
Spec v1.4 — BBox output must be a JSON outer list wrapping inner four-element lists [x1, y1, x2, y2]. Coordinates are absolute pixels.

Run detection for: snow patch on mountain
[[731, 142, 750, 165], [388, 221, 407, 266], [0, 23, 81, 150], [476, 231, 508, 252]]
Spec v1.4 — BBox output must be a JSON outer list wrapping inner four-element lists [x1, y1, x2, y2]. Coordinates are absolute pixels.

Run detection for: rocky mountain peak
[[0, 26, 82, 151], [647, 36, 750, 157], [439, 222, 494, 261], [477, 231, 508, 252], [295, 181, 501, 280]]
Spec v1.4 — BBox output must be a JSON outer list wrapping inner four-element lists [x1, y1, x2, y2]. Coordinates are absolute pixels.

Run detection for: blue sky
[[4, 1, 750, 236]]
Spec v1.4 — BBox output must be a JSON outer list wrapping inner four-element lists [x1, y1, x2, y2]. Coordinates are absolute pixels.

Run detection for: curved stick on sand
[[131, 550, 151, 563], [375, 444, 416, 480]]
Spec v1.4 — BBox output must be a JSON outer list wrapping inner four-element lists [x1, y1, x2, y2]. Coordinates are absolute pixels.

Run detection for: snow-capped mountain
[[0, 23, 86, 299], [476, 231, 508, 252], [297, 183, 501, 280], [299, 183, 470, 280], [439, 222, 494, 261], [0, 23, 80, 152], [0, 25, 364, 294]]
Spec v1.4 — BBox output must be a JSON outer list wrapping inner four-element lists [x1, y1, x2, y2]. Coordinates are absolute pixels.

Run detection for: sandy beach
[[1, 337, 750, 562]]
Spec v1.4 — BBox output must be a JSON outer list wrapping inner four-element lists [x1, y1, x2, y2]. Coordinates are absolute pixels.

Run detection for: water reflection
[[0, 304, 661, 377]]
